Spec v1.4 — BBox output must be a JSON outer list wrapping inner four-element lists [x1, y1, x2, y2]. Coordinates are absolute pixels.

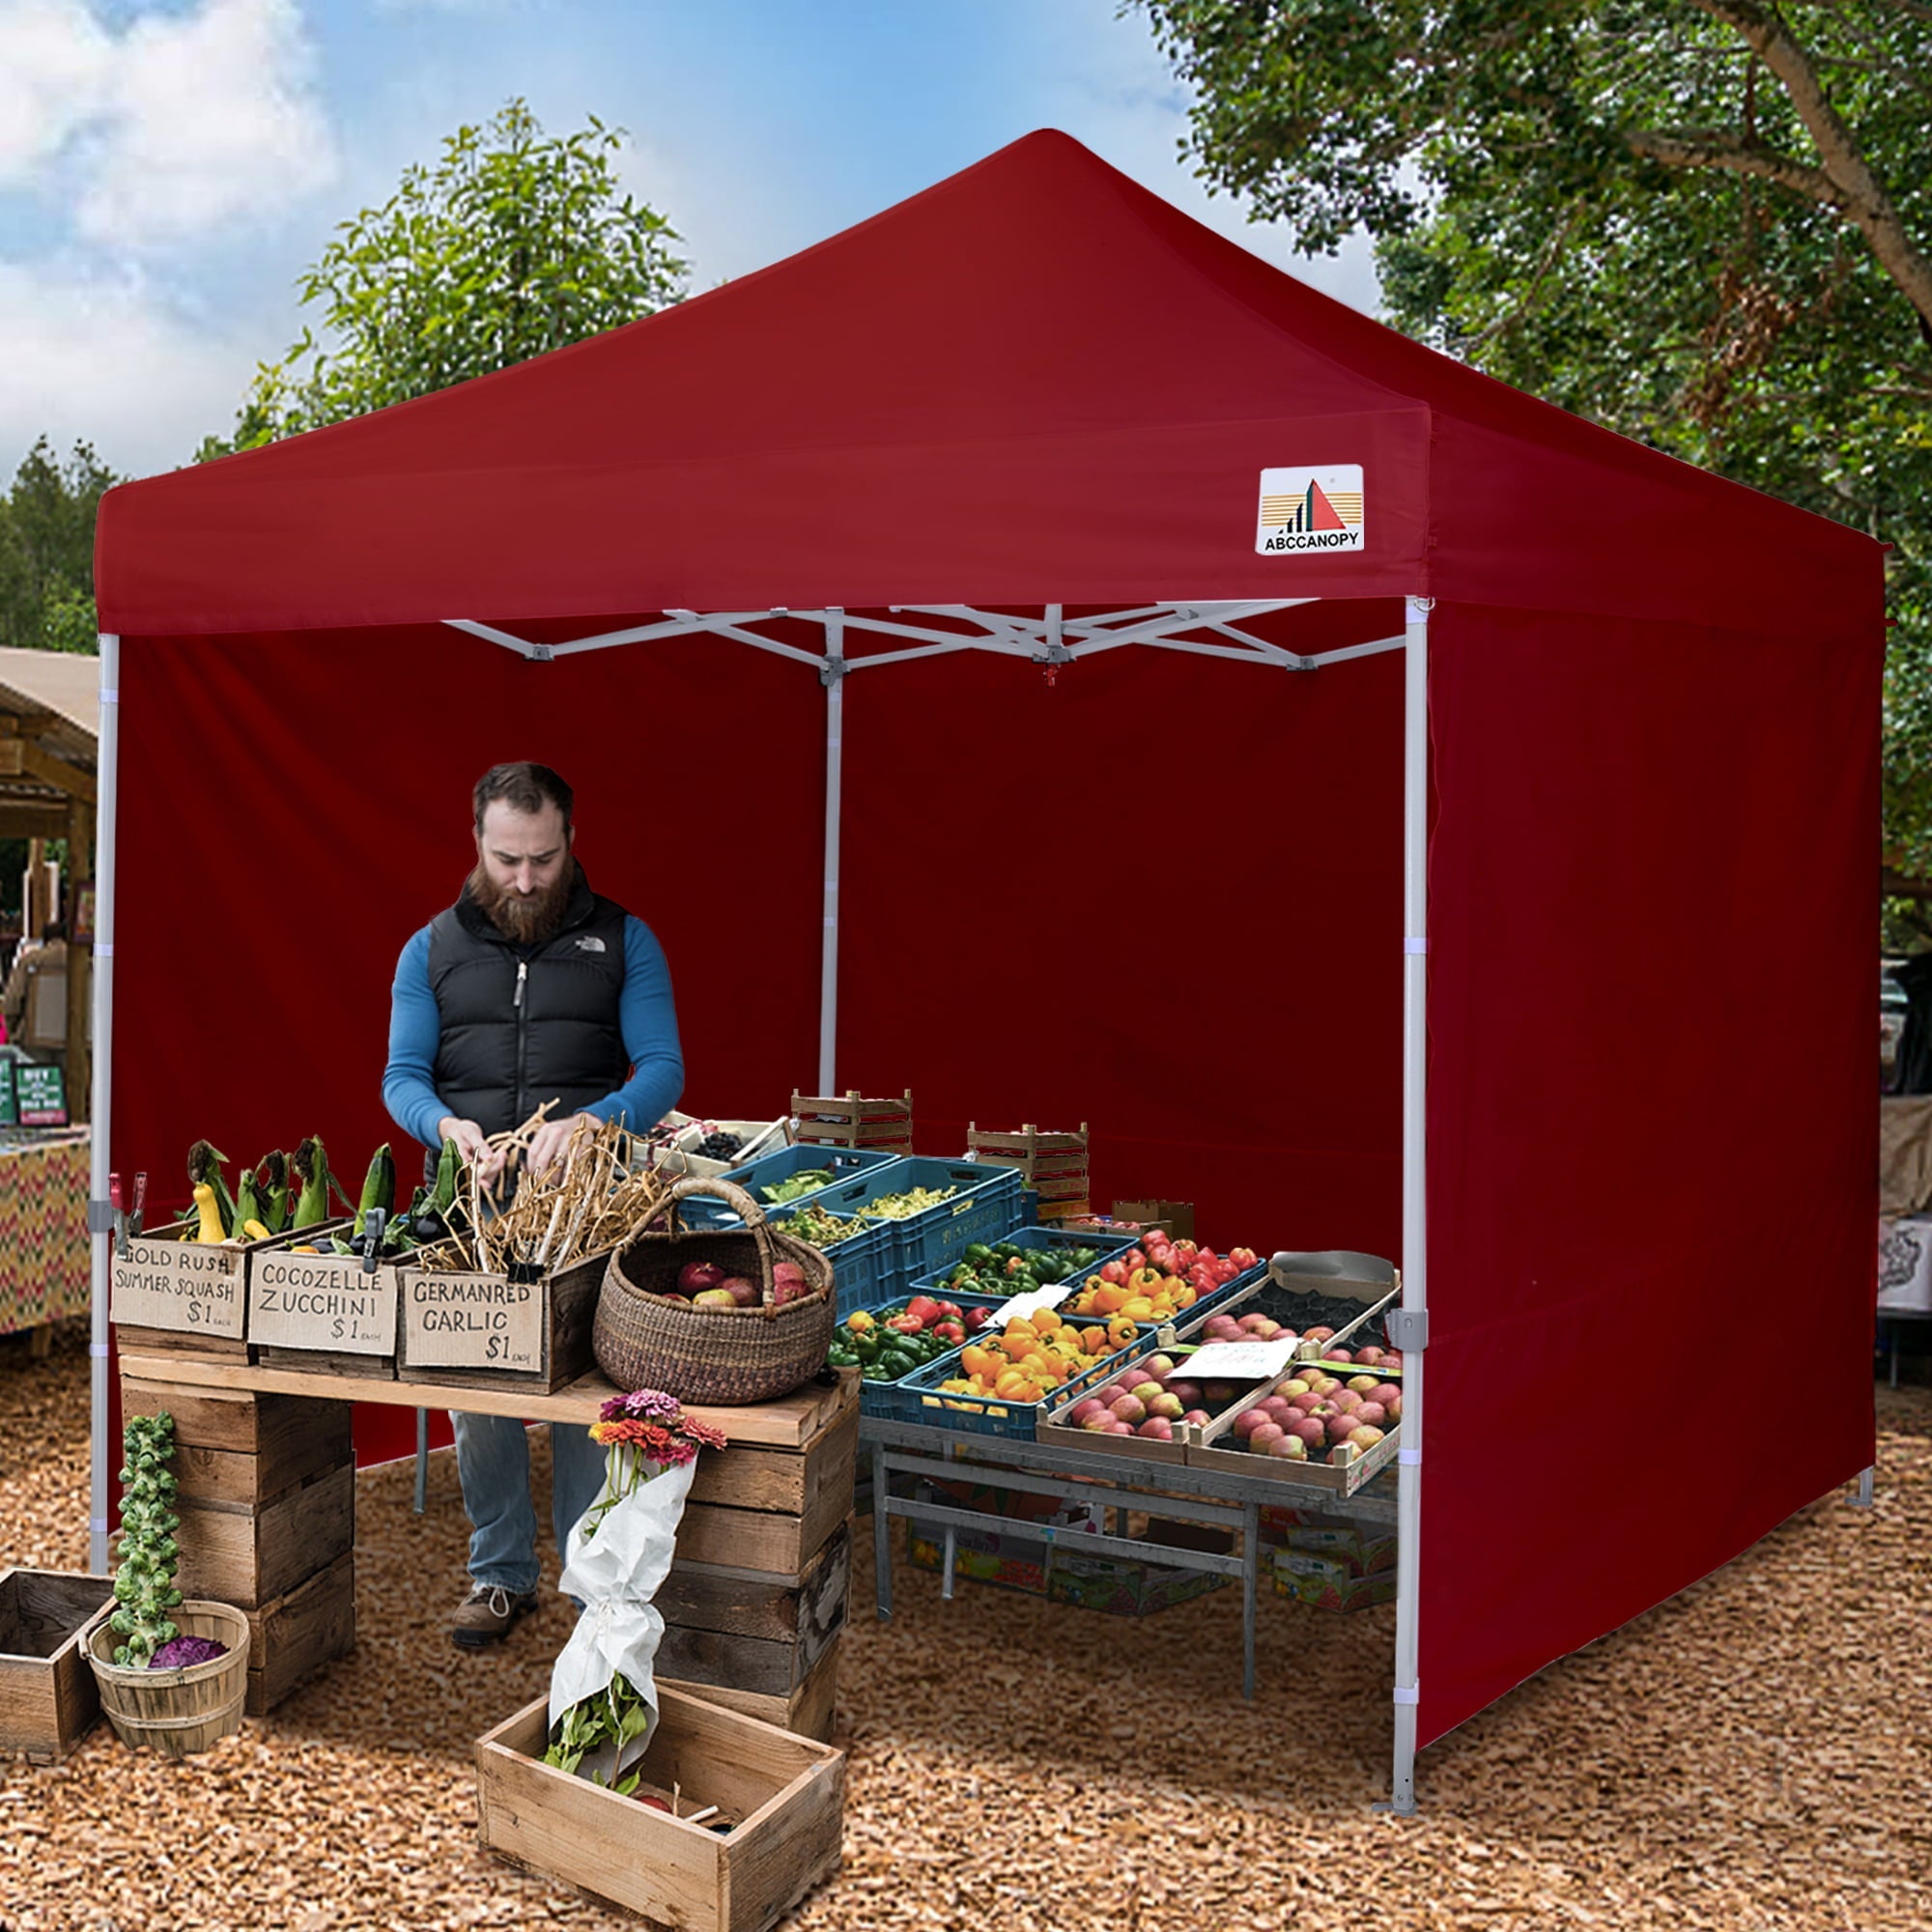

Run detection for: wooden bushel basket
[[86, 1601, 250, 1757], [594, 1178, 835, 1406]]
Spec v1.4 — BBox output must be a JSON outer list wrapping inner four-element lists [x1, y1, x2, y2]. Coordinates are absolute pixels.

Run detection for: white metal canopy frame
[[86, 594, 1431, 1810]]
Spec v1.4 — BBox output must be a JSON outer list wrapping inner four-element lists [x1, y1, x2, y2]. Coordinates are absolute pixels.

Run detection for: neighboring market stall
[[90, 129, 1883, 1811]]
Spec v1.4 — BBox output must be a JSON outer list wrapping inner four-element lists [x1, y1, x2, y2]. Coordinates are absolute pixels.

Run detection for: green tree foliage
[[0, 438, 117, 654], [203, 99, 689, 455], [1139, 0, 1932, 867]]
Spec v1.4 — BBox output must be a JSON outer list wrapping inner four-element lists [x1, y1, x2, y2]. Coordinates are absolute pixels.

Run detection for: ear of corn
[[292, 1138, 332, 1229], [353, 1144, 396, 1237], [233, 1167, 261, 1235], [256, 1151, 290, 1233]]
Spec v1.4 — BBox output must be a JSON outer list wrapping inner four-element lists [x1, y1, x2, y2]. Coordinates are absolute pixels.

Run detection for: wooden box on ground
[[243, 1551, 355, 1716], [0, 1569, 110, 1761], [656, 1528, 850, 1691], [250, 1237, 400, 1378], [660, 1641, 839, 1745], [396, 1246, 608, 1393], [790, 1088, 913, 1155], [476, 1687, 845, 1932], [966, 1121, 1090, 1221], [657, 1380, 856, 1747]]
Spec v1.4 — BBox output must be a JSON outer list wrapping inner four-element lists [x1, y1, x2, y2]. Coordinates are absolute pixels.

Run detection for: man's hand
[[438, 1116, 506, 1187], [526, 1112, 601, 1179]]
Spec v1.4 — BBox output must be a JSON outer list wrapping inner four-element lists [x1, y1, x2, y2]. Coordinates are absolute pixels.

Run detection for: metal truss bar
[[545, 617, 697, 657], [1140, 636, 1306, 667], [444, 618, 547, 658], [670, 617, 827, 668], [1308, 633, 1407, 668]]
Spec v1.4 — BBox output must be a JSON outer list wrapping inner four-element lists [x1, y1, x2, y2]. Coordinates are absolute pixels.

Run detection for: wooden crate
[[475, 1687, 845, 1932], [250, 1240, 401, 1378], [660, 1640, 839, 1745], [111, 1216, 354, 1360], [790, 1089, 914, 1155], [966, 1121, 1091, 1221], [655, 1527, 849, 1700], [244, 1551, 355, 1716], [676, 1410, 857, 1577], [172, 1460, 355, 1609], [123, 1379, 355, 1509], [396, 1246, 608, 1392], [0, 1569, 110, 1761]]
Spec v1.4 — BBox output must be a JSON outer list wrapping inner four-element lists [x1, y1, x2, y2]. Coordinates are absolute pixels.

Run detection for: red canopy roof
[[97, 128, 1875, 640]]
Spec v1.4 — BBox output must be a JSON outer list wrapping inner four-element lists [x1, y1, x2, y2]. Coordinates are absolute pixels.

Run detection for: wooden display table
[[116, 1353, 857, 1733]]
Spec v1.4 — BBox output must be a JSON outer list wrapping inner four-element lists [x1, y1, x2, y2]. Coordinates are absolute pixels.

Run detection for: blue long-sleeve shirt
[[383, 916, 684, 1151]]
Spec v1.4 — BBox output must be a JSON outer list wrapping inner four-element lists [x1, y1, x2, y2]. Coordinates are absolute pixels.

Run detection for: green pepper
[[962, 1244, 994, 1266]]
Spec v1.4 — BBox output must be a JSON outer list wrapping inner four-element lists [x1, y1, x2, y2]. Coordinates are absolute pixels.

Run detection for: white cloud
[[0, 0, 114, 180], [79, 0, 338, 245], [0, 0, 337, 246], [0, 259, 265, 476]]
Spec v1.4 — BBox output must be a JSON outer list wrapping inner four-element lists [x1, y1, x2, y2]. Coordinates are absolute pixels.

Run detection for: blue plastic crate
[[838, 1289, 1009, 1417], [760, 1203, 894, 1319], [854, 1158, 1027, 1291], [685, 1145, 902, 1227], [904, 1225, 1138, 1301], [870, 1320, 1164, 1438]]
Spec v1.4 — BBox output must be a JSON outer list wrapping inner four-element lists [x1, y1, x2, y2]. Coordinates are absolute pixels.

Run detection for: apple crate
[[878, 1321, 1163, 1438], [0, 1569, 112, 1762], [475, 1688, 844, 1932], [1035, 1348, 1194, 1465], [1187, 1359, 1405, 1496]]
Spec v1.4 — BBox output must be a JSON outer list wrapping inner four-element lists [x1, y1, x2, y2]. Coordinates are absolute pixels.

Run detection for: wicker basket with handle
[[592, 1177, 835, 1406]]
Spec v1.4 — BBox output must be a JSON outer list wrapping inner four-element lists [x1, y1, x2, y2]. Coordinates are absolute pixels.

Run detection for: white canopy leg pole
[[817, 617, 846, 1094], [88, 633, 122, 1575], [1388, 594, 1431, 1816]]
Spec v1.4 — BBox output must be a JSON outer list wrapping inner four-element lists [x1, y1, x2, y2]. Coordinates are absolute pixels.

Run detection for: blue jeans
[[450, 1412, 611, 1597]]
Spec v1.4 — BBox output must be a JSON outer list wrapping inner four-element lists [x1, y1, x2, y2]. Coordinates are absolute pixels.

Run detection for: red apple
[[1348, 1425, 1386, 1451], [1248, 1423, 1286, 1454], [1149, 1392, 1185, 1421], [1321, 1348, 1353, 1366], [1370, 1383, 1403, 1407], [1181, 1409, 1212, 1427], [1110, 1395, 1147, 1426], [1355, 1402, 1388, 1429], [1306, 1326, 1336, 1343], [1166, 1380, 1203, 1408], [1265, 1433, 1308, 1461], [1233, 1407, 1273, 1438], [1137, 1418, 1175, 1440], [719, 1275, 760, 1308], [677, 1261, 727, 1295], [1289, 1416, 1326, 1448], [1067, 1398, 1106, 1426]]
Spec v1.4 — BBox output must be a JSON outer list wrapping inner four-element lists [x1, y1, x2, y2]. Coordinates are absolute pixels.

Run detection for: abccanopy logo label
[[1256, 466, 1365, 554]]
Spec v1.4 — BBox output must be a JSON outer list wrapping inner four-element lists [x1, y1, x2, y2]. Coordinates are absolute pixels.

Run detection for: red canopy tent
[[91, 129, 1882, 1807]]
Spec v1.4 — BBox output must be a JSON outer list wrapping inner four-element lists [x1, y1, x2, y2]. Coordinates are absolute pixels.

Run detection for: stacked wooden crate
[[790, 1090, 914, 1157], [654, 1376, 857, 1743], [120, 1375, 356, 1717], [965, 1122, 1091, 1221]]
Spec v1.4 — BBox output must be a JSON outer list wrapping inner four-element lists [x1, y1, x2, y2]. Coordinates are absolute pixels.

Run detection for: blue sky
[[0, 0, 1379, 479]]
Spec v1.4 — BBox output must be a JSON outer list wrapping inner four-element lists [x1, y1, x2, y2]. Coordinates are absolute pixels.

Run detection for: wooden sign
[[402, 1268, 545, 1373], [111, 1223, 247, 1338], [248, 1252, 399, 1356]]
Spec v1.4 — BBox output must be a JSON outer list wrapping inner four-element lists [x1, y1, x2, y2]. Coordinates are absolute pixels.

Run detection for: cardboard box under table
[[111, 1348, 858, 1735]]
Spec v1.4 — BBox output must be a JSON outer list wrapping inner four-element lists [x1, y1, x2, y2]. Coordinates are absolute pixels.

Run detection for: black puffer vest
[[427, 868, 630, 1138]]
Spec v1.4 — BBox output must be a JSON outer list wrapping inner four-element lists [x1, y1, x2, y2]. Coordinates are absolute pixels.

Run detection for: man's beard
[[469, 859, 577, 946]]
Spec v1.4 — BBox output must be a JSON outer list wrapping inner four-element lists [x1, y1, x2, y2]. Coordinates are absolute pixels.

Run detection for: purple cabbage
[[149, 1634, 228, 1670]]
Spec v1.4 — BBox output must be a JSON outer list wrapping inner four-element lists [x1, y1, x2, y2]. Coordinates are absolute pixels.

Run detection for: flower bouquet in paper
[[542, 1390, 726, 1791]]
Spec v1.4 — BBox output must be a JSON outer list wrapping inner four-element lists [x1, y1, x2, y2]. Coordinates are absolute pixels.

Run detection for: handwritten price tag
[[1180, 1339, 1299, 1381], [986, 1284, 1076, 1327]]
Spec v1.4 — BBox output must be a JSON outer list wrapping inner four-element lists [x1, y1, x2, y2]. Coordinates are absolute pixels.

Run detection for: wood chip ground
[[3, 1320, 1928, 1931]]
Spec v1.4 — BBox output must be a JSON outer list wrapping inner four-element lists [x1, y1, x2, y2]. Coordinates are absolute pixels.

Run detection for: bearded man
[[383, 760, 683, 1648]]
